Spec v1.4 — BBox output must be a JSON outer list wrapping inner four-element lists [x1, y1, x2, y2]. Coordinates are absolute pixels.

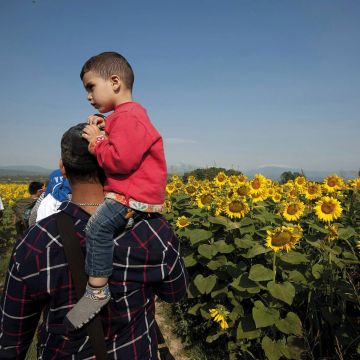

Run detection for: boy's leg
[[65, 199, 128, 329]]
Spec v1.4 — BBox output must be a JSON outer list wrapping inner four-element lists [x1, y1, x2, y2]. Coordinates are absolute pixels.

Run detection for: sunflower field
[[0, 177, 359, 359], [165, 173, 360, 360], [0, 183, 28, 251]]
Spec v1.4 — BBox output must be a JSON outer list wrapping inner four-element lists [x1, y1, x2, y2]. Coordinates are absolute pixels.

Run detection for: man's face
[[82, 71, 116, 113]]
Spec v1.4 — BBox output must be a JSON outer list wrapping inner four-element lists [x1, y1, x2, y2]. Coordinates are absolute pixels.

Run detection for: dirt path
[[156, 301, 190, 360]]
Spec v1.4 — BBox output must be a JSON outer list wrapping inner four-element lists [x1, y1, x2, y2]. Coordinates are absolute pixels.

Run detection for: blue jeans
[[85, 198, 128, 277]]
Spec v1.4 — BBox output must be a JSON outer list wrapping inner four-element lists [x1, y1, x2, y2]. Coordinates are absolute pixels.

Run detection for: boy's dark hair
[[80, 52, 134, 91], [28, 182, 44, 195]]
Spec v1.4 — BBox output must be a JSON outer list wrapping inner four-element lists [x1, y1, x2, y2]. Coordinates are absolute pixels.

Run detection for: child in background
[[65, 52, 167, 329]]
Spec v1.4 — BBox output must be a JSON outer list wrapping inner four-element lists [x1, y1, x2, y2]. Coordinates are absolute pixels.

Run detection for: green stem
[[273, 251, 277, 283]]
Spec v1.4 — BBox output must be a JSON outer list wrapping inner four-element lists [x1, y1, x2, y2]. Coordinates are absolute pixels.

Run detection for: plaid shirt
[[0, 202, 188, 359]]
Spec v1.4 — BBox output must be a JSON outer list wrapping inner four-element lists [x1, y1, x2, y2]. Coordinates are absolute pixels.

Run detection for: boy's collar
[[114, 101, 135, 111]]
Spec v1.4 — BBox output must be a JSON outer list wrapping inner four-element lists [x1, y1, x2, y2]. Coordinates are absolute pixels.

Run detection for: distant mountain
[[244, 166, 358, 181], [0, 165, 52, 176]]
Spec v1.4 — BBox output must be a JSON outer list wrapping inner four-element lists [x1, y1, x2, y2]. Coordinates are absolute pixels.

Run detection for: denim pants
[[85, 198, 128, 277]]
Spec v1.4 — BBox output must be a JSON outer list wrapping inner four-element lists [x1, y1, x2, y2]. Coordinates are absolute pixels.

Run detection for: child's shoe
[[64, 283, 110, 330]]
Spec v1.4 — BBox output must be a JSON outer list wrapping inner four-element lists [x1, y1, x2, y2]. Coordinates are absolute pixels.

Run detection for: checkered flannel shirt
[[0, 201, 188, 359]]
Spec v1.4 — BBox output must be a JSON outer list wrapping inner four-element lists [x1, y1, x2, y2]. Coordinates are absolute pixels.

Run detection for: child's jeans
[[85, 198, 128, 277]]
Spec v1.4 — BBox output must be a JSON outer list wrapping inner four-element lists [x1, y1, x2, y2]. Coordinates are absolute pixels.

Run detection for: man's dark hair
[[28, 181, 44, 195], [61, 123, 105, 185], [80, 51, 134, 91]]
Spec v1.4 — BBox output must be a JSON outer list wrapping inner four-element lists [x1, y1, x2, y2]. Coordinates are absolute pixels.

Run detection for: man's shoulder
[[116, 216, 177, 250]]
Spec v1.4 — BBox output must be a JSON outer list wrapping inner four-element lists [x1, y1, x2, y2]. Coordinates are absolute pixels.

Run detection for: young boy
[[65, 52, 167, 329]]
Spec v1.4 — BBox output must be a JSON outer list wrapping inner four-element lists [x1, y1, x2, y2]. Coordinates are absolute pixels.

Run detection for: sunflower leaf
[[312, 264, 324, 279], [234, 236, 254, 249], [249, 264, 274, 282], [198, 244, 217, 259], [208, 215, 240, 229], [207, 255, 228, 270], [237, 316, 261, 340], [338, 226, 357, 240], [194, 274, 217, 294], [279, 251, 309, 264], [188, 229, 212, 245], [243, 244, 271, 258], [275, 312, 303, 336], [267, 281, 295, 305], [261, 336, 283, 360], [214, 240, 235, 253], [287, 270, 307, 284], [252, 301, 280, 328], [183, 253, 197, 267]]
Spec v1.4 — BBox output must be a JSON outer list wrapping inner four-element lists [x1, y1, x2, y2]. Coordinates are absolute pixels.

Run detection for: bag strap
[[56, 211, 107, 360]]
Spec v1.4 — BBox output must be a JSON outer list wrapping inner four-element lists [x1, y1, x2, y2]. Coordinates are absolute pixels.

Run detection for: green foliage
[[167, 188, 360, 359], [183, 167, 242, 181], [279, 171, 303, 184]]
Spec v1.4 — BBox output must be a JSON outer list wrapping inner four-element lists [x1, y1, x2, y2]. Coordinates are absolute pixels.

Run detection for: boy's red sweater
[[93, 102, 167, 205]]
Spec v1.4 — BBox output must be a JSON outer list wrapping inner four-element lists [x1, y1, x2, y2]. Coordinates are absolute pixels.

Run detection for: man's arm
[[0, 248, 43, 359], [154, 236, 189, 303]]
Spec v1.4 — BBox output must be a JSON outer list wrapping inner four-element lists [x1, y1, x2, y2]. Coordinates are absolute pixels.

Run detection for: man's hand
[[87, 114, 106, 130], [82, 124, 103, 143]]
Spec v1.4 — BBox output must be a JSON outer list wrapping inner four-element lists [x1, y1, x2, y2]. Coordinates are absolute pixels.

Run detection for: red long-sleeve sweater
[[92, 102, 167, 205]]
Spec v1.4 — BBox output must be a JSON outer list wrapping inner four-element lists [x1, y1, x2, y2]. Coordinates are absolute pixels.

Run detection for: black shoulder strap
[[56, 211, 108, 360]]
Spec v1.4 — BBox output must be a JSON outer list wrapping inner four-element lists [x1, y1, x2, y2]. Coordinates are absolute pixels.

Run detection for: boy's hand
[[82, 124, 103, 143], [87, 114, 106, 130]]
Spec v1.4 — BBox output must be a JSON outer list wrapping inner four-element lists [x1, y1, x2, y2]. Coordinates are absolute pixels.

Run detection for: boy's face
[[82, 71, 117, 113]]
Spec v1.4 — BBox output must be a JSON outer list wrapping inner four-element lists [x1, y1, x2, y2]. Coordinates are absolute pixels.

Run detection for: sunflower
[[314, 196, 343, 222], [176, 216, 191, 228], [325, 224, 339, 242], [282, 201, 305, 221], [237, 174, 248, 185], [184, 184, 198, 196], [323, 175, 344, 193], [285, 187, 299, 199], [250, 189, 268, 202], [351, 177, 360, 190], [171, 175, 179, 182], [267, 187, 276, 197], [227, 175, 239, 186], [249, 174, 268, 195], [295, 176, 307, 188], [224, 197, 250, 219], [304, 182, 322, 200], [357, 241, 360, 251], [266, 225, 303, 252], [272, 193, 282, 203], [214, 172, 228, 187], [214, 198, 226, 216], [174, 180, 184, 191], [166, 183, 176, 195], [235, 183, 251, 197], [196, 190, 214, 209], [209, 307, 229, 330], [164, 200, 172, 212]]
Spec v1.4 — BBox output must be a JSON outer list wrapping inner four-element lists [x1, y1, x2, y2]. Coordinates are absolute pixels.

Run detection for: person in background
[[0, 123, 188, 359], [12, 181, 44, 236], [29, 169, 71, 226]]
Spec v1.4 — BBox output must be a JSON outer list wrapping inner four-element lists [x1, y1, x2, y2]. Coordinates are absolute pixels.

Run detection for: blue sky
[[0, 0, 359, 172]]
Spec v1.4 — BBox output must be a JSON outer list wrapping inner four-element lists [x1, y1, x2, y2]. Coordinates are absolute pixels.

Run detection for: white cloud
[[164, 138, 197, 144], [257, 163, 292, 169]]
